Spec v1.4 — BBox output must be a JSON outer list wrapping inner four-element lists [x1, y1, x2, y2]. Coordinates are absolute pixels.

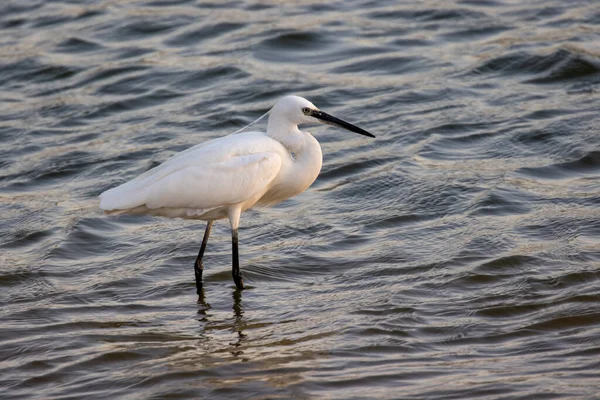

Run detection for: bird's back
[[99, 131, 286, 213]]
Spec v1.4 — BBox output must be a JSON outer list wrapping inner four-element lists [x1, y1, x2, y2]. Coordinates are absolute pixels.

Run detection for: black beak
[[311, 110, 375, 138]]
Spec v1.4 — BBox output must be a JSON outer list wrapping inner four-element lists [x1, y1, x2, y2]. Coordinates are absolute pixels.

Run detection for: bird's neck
[[266, 117, 307, 154], [267, 117, 323, 194]]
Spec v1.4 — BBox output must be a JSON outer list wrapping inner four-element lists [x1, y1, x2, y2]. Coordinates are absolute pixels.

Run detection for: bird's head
[[272, 95, 375, 138]]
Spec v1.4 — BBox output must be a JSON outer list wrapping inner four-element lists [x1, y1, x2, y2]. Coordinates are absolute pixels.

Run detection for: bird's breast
[[257, 136, 323, 207]]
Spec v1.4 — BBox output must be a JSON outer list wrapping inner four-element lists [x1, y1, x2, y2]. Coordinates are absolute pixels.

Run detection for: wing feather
[[99, 131, 286, 211], [144, 152, 281, 210], [100, 151, 281, 211]]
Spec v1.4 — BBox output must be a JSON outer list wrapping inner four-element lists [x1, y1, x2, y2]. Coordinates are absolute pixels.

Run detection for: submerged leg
[[231, 228, 244, 290], [228, 207, 245, 290], [194, 221, 213, 294]]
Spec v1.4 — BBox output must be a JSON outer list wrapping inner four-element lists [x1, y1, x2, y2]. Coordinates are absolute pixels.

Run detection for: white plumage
[[99, 95, 374, 291], [100, 133, 286, 219]]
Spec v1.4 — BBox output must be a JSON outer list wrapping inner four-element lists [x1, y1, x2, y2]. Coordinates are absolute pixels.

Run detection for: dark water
[[2, 0, 600, 398]]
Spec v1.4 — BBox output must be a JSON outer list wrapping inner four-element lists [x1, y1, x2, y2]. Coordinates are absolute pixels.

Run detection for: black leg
[[194, 221, 213, 295], [232, 228, 245, 290]]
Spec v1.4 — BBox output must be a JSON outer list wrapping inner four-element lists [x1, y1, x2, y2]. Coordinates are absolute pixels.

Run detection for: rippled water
[[2, 0, 600, 398]]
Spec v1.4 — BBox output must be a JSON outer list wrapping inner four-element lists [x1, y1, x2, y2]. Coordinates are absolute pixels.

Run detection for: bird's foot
[[194, 260, 204, 295], [196, 287, 207, 305], [233, 274, 245, 290], [195, 283, 204, 296]]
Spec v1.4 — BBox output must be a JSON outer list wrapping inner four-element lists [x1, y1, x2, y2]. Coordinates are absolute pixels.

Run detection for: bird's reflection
[[232, 288, 243, 318], [194, 287, 249, 360], [196, 288, 211, 320], [230, 288, 248, 358]]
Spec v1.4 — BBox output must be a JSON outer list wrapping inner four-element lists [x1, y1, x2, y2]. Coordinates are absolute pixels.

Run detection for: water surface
[[1, 0, 600, 398]]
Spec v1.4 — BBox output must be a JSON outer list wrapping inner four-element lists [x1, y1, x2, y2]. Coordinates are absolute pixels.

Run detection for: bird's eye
[[302, 107, 311, 114]]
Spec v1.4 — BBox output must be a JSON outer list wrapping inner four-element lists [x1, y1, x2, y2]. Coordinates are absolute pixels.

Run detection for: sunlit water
[[1, 0, 600, 398]]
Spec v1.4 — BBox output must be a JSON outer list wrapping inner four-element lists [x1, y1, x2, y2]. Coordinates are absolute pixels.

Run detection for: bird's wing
[[100, 151, 282, 211]]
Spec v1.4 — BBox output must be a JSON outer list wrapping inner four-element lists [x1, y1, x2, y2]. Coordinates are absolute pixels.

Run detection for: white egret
[[99, 95, 375, 291]]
